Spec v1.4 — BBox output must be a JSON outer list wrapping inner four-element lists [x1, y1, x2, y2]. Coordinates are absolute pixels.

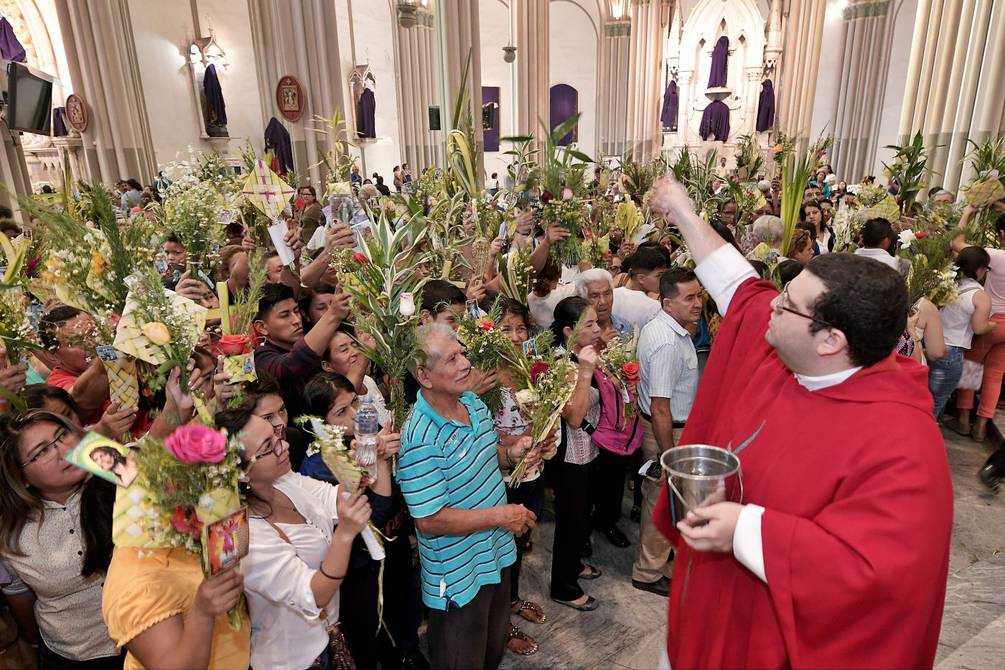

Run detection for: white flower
[[399, 292, 416, 317], [898, 229, 917, 249], [515, 389, 539, 405], [198, 493, 216, 512]]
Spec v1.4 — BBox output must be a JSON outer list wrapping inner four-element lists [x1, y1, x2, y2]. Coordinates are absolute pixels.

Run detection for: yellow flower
[[771, 144, 784, 155], [90, 252, 106, 275], [141, 321, 171, 345]]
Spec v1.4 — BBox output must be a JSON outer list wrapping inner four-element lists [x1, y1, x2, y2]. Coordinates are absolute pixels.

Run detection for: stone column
[[776, 0, 827, 150], [248, 0, 347, 186], [0, 121, 31, 218], [434, 0, 484, 182], [598, 19, 632, 157], [514, 0, 549, 141], [55, 0, 156, 183], [393, 5, 442, 173], [831, 0, 897, 182], [624, 0, 669, 160], [899, 0, 1005, 192]]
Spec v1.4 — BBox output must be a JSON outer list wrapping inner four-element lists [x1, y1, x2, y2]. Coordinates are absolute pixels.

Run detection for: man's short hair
[[256, 283, 296, 320], [659, 268, 698, 301], [39, 306, 85, 349], [806, 254, 908, 367], [574, 268, 614, 298], [420, 279, 466, 315], [859, 218, 894, 248]]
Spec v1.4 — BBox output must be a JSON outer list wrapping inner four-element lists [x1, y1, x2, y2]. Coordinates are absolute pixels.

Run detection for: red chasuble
[[654, 278, 952, 669]]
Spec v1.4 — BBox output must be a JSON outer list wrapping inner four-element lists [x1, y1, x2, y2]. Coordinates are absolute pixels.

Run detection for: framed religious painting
[[64, 93, 88, 133], [276, 75, 305, 122]]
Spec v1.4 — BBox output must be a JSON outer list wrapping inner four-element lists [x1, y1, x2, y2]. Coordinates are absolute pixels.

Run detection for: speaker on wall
[[428, 106, 441, 131]]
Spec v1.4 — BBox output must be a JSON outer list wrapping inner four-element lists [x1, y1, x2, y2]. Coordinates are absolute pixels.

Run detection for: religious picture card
[[65, 432, 139, 488], [201, 506, 250, 576]]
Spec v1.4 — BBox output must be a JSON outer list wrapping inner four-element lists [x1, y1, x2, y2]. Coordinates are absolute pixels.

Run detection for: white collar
[[794, 367, 862, 391]]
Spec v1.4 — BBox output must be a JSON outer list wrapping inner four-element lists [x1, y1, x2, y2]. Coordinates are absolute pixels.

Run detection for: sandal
[[579, 563, 602, 580], [507, 625, 539, 656], [511, 598, 547, 624]]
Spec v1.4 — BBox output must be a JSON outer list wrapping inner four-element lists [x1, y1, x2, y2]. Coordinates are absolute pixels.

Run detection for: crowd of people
[[0, 125, 1000, 670]]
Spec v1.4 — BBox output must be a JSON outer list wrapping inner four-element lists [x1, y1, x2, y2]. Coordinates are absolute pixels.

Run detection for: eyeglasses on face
[[245, 438, 287, 467], [21, 426, 70, 468], [773, 286, 834, 328]]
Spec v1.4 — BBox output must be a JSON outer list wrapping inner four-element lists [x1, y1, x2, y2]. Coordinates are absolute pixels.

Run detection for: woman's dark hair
[[38, 305, 84, 349], [800, 202, 822, 220], [533, 258, 562, 293], [0, 411, 112, 576], [956, 246, 991, 281], [551, 296, 591, 347], [303, 372, 356, 417], [710, 220, 739, 250], [859, 218, 894, 249], [215, 408, 256, 440], [420, 279, 466, 315], [749, 260, 769, 278], [778, 259, 804, 286], [787, 228, 813, 257], [299, 185, 317, 198], [23, 384, 81, 419], [90, 446, 127, 468], [805, 254, 908, 367], [498, 298, 531, 330], [298, 282, 338, 331]]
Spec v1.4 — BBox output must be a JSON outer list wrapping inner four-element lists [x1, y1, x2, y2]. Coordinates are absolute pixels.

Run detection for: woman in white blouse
[[546, 297, 603, 612], [215, 408, 371, 670]]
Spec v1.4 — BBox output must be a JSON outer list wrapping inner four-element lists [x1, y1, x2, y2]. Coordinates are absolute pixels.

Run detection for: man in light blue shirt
[[397, 323, 536, 670], [632, 268, 703, 596]]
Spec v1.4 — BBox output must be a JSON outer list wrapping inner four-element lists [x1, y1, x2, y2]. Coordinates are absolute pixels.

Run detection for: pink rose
[[561, 187, 574, 201], [164, 424, 226, 464]]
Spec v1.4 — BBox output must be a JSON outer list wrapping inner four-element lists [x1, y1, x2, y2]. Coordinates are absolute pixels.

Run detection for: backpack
[[587, 368, 643, 456]]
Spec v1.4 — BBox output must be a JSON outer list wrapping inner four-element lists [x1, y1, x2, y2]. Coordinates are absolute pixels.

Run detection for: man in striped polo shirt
[[398, 323, 538, 670]]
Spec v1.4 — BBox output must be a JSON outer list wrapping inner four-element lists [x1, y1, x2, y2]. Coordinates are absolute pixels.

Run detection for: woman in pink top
[[952, 203, 1005, 441]]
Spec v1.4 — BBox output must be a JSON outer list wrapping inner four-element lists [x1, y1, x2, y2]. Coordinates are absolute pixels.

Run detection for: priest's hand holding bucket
[[676, 502, 744, 553]]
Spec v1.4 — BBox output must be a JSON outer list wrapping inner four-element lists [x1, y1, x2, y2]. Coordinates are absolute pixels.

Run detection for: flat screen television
[[6, 61, 53, 135]]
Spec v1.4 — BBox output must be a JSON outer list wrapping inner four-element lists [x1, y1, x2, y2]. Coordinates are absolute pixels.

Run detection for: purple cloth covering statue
[[0, 18, 26, 63], [264, 117, 294, 175], [550, 84, 578, 145], [661, 80, 679, 131], [357, 88, 376, 139], [756, 79, 775, 132], [203, 64, 228, 127], [707, 36, 729, 88], [52, 107, 67, 137], [699, 100, 730, 142]]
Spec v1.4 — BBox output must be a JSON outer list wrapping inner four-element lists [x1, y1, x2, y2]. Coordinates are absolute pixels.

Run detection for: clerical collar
[[794, 367, 862, 391]]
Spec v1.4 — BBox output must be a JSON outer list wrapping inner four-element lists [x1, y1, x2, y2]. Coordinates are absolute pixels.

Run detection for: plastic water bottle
[[354, 396, 379, 467]]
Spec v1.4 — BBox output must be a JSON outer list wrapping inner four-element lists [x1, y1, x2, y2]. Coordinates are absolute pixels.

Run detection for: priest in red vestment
[[647, 177, 953, 669]]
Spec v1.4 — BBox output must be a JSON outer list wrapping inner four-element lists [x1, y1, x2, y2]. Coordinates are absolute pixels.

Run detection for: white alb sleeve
[[732, 504, 767, 583], [694, 244, 758, 316]]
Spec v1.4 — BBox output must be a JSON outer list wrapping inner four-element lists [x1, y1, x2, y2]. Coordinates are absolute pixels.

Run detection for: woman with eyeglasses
[[216, 407, 372, 670], [0, 410, 123, 669]]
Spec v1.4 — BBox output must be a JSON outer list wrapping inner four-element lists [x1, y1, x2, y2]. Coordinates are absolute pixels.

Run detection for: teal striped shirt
[[397, 391, 516, 610]]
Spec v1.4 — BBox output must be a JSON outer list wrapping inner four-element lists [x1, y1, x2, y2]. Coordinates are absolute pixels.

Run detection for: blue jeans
[[929, 345, 965, 422]]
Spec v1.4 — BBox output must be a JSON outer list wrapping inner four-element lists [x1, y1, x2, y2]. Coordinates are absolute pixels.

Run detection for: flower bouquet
[[599, 333, 640, 427], [780, 134, 831, 256], [497, 245, 533, 305], [855, 183, 901, 224], [164, 173, 228, 275], [580, 231, 610, 269], [215, 250, 267, 388], [538, 113, 593, 266], [112, 268, 208, 391], [333, 212, 429, 429], [897, 230, 958, 307], [456, 311, 513, 412], [734, 134, 765, 182], [122, 425, 247, 629], [960, 137, 1005, 247], [883, 131, 929, 214], [613, 199, 646, 245]]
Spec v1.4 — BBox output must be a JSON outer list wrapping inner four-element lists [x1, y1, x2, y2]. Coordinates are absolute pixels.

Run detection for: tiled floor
[[492, 428, 1005, 669]]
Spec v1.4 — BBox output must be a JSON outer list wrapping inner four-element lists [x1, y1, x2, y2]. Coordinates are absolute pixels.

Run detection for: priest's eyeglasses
[[774, 286, 833, 328]]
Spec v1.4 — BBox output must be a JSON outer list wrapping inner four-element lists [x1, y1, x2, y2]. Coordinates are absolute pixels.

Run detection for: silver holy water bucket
[[660, 445, 743, 526]]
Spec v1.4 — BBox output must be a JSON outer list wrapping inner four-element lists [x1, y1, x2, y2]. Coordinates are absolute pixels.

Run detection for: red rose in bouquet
[[477, 319, 495, 332], [218, 334, 251, 356], [623, 362, 641, 384], [171, 506, 203, 538], [915, 232, 927, 239], [530, 361, 550, 383], [352, 251, 367, 265]]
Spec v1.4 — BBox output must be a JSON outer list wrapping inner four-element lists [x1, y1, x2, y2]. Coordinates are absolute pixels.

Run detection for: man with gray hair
[[397, 323, 539, 670], [574, 268, 632, 344]]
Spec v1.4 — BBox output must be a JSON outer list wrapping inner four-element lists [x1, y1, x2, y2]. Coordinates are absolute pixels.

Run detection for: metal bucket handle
[[664, 462, 744, 520]]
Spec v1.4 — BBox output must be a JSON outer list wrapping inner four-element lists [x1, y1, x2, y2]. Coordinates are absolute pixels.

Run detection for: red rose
[[170, 506, 202, 538], [623, 362, 641, 384], [218, 334, 250, 356], [530, 361, 550, 383], [477, 319, 494, 332], [352, 251, 367, 264], [541, 191, 553, 204], [915, 232, 927, 239]]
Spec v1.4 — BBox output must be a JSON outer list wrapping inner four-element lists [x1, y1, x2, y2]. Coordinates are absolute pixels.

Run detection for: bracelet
[[318, 563, 345, 581]]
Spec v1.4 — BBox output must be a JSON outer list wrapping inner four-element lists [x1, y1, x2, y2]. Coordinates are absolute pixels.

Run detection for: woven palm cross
[[241, 159, 294, 220]]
